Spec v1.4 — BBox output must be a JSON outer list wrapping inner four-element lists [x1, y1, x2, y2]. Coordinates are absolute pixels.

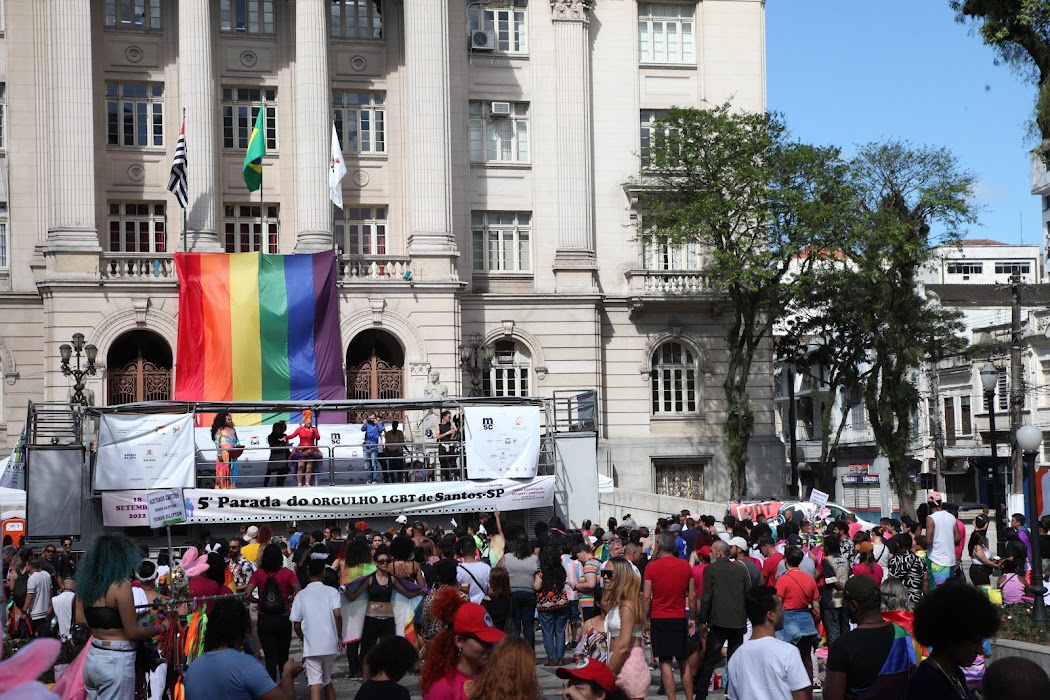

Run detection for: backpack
[[12, 570, 29, 610], [259, 573, 285, 615]]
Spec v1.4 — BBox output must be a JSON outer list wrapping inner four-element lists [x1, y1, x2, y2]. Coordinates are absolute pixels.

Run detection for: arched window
[[651, 341, 698, 414], [484, 340, 531, 397]]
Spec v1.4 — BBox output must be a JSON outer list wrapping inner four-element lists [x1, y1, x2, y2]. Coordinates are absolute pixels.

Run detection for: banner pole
[[182, 107, 188, 252]]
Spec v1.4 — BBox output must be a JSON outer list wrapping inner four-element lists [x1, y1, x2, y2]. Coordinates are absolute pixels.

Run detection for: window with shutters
[[104, 0, 162, 30], [943, 397, 956, 447], [637, 3, 695, 64], [108, 203, 167, 253], [220, 0, 275, 34], [333, 90, 386, 154], [960, 395, 972, 435], [650, 341, 698, 415], [106, 83, 164, 148], [223, 204, 279, 253], [483, 340, 530, 398], [330, 0, 383, 40]]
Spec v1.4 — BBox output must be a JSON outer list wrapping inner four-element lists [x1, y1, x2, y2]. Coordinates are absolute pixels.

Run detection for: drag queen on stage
[[211, 411, 243, 489], [286, 409, 323, 487]]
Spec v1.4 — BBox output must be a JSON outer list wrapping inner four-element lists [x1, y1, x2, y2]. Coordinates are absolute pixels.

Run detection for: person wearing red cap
[[557, 657, 630, 700], [421, 588, 505, 700]]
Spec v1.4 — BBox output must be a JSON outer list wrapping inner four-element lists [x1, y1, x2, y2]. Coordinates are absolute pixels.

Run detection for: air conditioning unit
[[490, 101, 512, 117], [470, 29, 496, 51]]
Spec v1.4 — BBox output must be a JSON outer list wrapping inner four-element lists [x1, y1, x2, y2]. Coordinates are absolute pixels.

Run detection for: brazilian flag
[[242, 105, 266, 192]]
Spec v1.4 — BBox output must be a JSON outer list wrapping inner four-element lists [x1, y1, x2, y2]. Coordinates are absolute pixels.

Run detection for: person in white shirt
[[290, 557, 342, 700], [23, 556, 53, 630], [726, 585, 811, 700], [924, 492, 960, 588], [455, 537, 491, 604], [50, 578, 76, 640]]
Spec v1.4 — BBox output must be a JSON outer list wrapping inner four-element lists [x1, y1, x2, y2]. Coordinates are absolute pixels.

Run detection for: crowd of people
[[4, 491, 1050, 699]]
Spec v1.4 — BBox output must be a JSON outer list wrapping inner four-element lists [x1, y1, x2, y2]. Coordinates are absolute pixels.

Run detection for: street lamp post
[[59, 332, 98, 406], [1015, 424, 1047, 627], [459, 335, 494, 397], [981, 362, 1006, 553]]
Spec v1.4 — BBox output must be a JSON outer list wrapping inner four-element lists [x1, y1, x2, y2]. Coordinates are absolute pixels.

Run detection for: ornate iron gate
[[346, 351, 403, 423], [107, 355, 172, 405]]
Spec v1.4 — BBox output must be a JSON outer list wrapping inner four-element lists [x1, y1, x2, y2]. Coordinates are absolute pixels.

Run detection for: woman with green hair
[[75, 534, 172, 699]]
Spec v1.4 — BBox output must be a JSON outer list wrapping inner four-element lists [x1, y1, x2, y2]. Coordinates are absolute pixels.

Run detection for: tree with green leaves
[[635, 103, 856, 499], [778, 268, 873, 494], [951, 1, 1050, 160], [843, 142, 973, 519]]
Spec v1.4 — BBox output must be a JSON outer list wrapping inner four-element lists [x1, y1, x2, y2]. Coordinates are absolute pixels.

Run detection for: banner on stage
[[95, 414, 197, 490], [463, 406, 540, 479], [193, 423, 365, 462], [100, 475, 555, 526]]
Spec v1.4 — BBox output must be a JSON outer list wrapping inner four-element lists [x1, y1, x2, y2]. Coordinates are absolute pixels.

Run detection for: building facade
[[0, 0, 779, 520]]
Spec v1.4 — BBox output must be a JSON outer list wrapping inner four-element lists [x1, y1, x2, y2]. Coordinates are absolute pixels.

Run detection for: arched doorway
[[106, 330, 173, 405], [346, 329, 404, 423]]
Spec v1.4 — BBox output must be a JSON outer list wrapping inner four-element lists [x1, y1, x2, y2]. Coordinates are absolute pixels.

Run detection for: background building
[[0, 0, 779, 522]]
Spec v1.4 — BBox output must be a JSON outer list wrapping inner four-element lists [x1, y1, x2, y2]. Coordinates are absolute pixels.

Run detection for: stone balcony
[[97, 253, 416, 287], [100, 253, 176, 283], [624, 268, 723, 314]]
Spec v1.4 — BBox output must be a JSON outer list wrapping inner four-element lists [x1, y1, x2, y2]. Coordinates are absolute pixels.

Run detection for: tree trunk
[[724, 379, 754, 501]]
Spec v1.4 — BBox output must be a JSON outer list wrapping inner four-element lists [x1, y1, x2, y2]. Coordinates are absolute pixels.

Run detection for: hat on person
[[354, 520, 369, 532], [974, 514, 989, 530], [697, 545, 712, 559], [452, 602, 506, 644], [928, 491, 943, 504], [844, 574, 881, 606], [556, 657, 617, 694], [728, 536, 748, 552], [669, 524, 683, 533], [689, 513, 701, 521], [395, 515, 408, 525], [245, 525, 260, 539], [786, 534, 803, 547]]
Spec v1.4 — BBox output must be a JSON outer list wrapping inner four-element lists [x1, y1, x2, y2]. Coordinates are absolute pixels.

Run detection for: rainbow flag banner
[[174, 251, 344, 423]]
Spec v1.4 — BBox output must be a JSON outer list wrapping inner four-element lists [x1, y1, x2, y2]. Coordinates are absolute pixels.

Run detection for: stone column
[[404, 0, 457, 276], [44, 0, 98, 250], [178, 0, 222, 251], [293, 0, 333, 252], [551, 0, 596, 290]]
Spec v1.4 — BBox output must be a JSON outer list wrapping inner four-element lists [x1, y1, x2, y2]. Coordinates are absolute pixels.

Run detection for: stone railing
[[339, 255, 411, 282], [626, 269, 717, 295], [100, 254, 176, 282]]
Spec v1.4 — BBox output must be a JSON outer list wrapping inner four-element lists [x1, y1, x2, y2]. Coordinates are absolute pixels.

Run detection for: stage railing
[[195, 437, 466, 488]]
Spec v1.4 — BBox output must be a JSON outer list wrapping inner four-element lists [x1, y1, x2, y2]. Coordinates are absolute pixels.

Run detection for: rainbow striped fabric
[[173, 251, 344, 421]]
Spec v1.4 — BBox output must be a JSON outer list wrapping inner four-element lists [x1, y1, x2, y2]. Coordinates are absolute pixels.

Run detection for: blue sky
[[766, 1, 1040, 245]]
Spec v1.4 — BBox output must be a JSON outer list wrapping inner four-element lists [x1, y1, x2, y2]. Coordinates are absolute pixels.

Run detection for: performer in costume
[[286, 410, 322, 487], [211, 411, 242, 489]]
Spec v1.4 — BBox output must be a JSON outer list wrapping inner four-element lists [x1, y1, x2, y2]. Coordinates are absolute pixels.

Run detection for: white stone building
[[0, 0, 780, 522]]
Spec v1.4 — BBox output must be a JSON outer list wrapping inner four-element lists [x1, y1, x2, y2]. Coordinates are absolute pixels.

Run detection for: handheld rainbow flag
[[173, 251, 344, 421]]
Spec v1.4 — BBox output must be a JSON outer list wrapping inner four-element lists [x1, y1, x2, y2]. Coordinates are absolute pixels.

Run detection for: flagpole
[[259, 101, 265, 243], [182, 107, 188, 252]]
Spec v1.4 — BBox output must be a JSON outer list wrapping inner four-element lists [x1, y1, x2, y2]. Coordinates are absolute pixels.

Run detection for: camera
[[367, 418, 374, 425]]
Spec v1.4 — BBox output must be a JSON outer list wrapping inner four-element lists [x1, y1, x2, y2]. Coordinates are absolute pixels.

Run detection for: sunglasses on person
[[375, 558, 391, 564], [600, 570, 615, 580], [44, 548, 56, 555]]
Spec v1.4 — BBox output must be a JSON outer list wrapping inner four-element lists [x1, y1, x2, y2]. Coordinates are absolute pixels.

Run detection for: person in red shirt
[[758, 536, 783, 587], [774, 546, 821, 686], [852, 551, 884, 585], [642, 533, 695, 700], [286, 410, 322, 487]]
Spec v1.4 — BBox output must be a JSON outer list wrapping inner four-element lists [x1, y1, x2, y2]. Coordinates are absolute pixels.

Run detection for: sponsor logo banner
[[95, 414, 196, 490], [463, 406, 540, 479], [101, 475, 555, 526]]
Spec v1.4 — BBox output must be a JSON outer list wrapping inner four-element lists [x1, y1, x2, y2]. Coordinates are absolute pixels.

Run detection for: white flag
[[329, 124, 347, 209]]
